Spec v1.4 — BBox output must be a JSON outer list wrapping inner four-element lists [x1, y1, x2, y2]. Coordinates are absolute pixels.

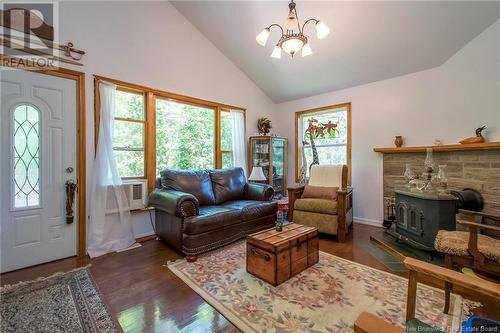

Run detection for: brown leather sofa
[[149, 167, 277, 261]]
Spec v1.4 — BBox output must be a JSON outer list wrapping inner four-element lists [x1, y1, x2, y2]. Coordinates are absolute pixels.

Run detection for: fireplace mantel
[[373, 142, 500, 154]]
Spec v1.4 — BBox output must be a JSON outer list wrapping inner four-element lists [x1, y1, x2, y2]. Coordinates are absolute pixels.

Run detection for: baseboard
[[134, 231, 156, 241], [353, 217, 382, 228]]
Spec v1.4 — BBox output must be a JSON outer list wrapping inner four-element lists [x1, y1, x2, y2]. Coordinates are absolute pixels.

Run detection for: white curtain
[[231, 110, 247, 176], [88, 81, 135, 258]]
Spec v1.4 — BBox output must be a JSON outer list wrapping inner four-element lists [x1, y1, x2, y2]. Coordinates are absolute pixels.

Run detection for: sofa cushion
[[209, 168, 247, 204], [183, 206, 241, 235], [160, 169, 216, 205], [294, 198, 338, 215], [221, 200, 277, 221]]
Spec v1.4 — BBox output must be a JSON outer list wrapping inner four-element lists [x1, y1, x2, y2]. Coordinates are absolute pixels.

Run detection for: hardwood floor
[[1, 223, 498, 332]]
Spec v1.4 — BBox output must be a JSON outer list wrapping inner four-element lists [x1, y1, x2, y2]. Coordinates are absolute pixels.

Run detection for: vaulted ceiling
[[171, 1, 500, 103]]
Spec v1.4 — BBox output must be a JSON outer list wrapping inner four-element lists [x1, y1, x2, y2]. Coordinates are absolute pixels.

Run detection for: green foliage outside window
[[156, 99, 215, 173], [111, 88, 240, 178]]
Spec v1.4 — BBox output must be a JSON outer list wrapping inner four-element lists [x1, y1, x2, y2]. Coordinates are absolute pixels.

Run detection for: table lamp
[[248, 166, 267, 182]]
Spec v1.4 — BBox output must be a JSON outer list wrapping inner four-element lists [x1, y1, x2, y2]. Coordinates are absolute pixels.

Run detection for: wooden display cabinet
[[248, 136, 288, 196]]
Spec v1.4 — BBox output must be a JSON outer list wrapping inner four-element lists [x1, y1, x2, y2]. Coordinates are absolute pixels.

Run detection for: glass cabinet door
[[272, 138, 286, 195], [251, 138, 271, 183]]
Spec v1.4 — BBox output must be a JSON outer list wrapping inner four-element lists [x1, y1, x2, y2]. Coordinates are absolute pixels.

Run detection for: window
[[13, 104, 40, 208], [112, 89, 146, 178], [156, 98, 215, 173], [94, 76, 246, 191], [220, 110, 234, 168], [295, 103, 351, 182]]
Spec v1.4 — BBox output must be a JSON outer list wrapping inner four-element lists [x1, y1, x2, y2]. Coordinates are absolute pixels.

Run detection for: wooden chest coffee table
[[246, 224, 319, 286]]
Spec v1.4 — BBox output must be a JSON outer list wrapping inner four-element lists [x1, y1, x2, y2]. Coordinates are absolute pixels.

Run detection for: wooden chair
[[354, 257, 500, 333], [434, 209, 500, 313], [287, 165, 353, 242]]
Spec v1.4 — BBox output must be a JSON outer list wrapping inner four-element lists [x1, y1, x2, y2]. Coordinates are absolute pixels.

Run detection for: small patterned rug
[[168, 241, 478, 333], [0, 267, 119, 333]]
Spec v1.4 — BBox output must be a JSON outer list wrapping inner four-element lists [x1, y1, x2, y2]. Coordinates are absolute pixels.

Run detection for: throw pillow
[[301, 185, 338, 200]]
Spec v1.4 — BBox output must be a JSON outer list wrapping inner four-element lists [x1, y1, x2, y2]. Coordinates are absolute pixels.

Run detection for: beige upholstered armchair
[[287, 165, 353, 242]]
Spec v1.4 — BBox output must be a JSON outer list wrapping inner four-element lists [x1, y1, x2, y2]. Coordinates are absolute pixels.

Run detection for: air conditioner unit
[[106, 179, 148, 213], [123, 179, 148, 210]]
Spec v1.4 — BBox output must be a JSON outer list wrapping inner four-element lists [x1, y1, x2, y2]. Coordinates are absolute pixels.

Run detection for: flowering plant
[[305, 118, 337, 140]]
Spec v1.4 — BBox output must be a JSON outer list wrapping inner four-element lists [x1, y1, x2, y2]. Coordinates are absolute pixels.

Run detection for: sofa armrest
[[149, 189, 199, 218], [243, 183, 274, 201]]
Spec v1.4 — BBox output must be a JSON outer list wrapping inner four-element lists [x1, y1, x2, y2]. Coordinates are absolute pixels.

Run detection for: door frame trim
[[3, 66, 87, 258]]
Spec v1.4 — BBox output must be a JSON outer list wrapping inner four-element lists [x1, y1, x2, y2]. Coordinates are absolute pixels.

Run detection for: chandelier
[[256, 0, 330, 59]]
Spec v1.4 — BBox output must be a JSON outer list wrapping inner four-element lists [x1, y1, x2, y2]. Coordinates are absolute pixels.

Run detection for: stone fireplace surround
[[379, 148, 500, 216]]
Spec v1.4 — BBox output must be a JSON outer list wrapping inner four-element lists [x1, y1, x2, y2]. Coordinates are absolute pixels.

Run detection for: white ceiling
[[171, 1, 500, 103]]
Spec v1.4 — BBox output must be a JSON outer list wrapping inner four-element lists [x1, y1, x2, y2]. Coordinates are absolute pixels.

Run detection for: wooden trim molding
[[93, 75, 246, 112], [373, 142, 500, 154], [294, 102, 352, 184]]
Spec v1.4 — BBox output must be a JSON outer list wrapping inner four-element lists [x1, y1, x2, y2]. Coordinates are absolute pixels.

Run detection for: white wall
[[275, 19, 500, 226], [57, 1, 278, 237]]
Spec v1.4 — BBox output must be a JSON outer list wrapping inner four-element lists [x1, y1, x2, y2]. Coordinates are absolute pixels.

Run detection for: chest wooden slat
[[246, 224, 319, 286]]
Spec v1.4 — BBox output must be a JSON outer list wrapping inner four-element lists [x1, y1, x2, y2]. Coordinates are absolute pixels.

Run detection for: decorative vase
[[394, 136, 403, 147]]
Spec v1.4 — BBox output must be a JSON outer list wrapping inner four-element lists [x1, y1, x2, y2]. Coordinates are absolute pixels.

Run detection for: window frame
[[94, 76, 246, 192], [220, 108, 234, 169], [294, 102, 351, 185]]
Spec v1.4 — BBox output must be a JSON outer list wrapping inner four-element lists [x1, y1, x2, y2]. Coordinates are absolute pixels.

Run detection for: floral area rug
[[0, 267, 119, 333], [168, 241, 476, 333]]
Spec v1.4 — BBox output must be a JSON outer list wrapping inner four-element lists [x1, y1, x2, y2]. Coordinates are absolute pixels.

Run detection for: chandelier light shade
[[270, 46, 282, 59], [256, 0, 330, 59], [316, 21, 330, 39], [301, 43, 313, 57], [256, 28, 270, 46]]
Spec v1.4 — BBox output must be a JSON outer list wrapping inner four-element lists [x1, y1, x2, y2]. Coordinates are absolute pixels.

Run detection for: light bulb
[[256, 28, 270, 46], [270, 46, 282, 59], [316, 21, 330, 39], [302, 43, 312, 57]]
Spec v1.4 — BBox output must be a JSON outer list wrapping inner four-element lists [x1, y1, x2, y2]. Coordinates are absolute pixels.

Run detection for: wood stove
[[391, 190, 458, 251]]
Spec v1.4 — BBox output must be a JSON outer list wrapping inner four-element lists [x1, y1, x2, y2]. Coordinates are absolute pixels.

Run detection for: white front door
[[1, 69, 78, 273]]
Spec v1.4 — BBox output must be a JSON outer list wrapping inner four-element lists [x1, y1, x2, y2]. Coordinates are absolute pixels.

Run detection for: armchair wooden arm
[[457, 219, 500, 232], [404, 257, 500, 322], [455, 219, 500, 267], [458, 209, 500, 221], [287, 185, 304, 223], [337, 187, 354, 242]]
